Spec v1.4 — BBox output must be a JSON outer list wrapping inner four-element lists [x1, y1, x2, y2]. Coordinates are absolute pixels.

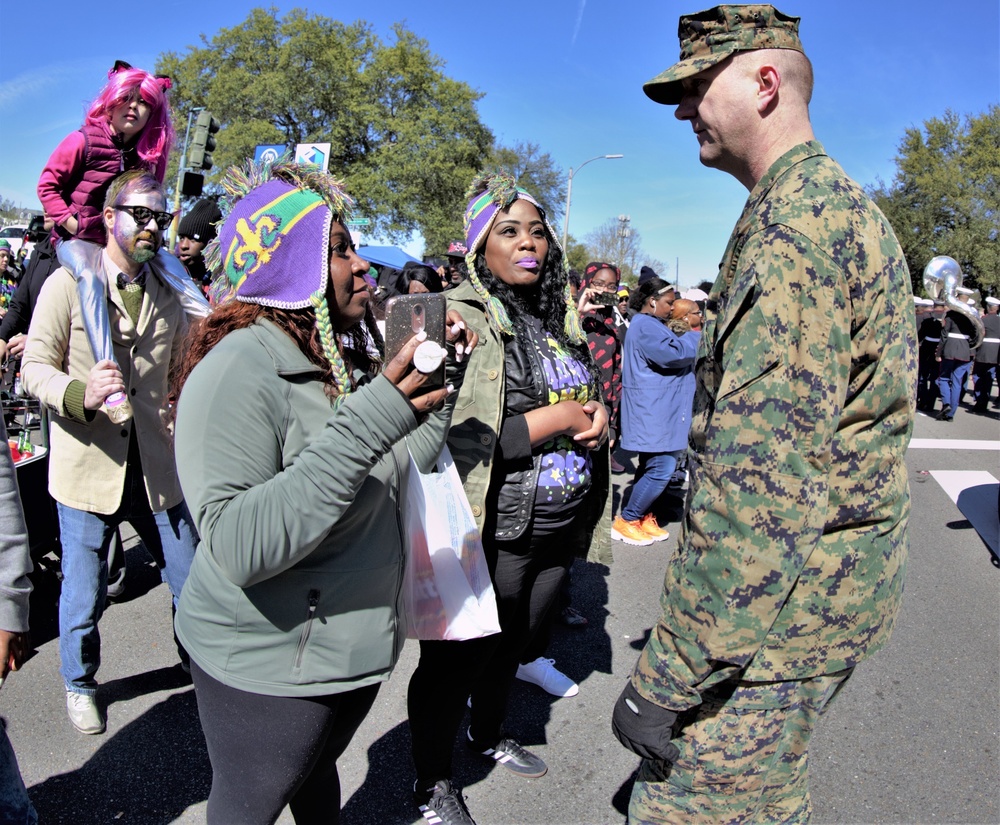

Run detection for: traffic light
[[189, 110, 220, 172], [181, 172, 204, 198]]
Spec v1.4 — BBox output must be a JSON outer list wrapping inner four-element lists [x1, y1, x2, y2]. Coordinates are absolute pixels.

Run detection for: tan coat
[[21, 251, 188, 514]]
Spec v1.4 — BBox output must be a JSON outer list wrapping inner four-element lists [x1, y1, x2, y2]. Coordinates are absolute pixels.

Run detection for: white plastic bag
[[402, 444, 501, 641]]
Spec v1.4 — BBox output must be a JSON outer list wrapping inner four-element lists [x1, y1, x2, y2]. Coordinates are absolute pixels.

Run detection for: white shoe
[[66, 690, 105, 734], [515, 657, 579, 698]]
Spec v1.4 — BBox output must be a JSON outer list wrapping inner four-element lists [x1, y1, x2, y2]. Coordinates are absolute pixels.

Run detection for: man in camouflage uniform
[[611, 6, 917, 823]]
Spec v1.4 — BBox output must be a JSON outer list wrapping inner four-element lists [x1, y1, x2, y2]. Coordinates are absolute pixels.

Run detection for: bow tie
[[117, 270, 147, 291]]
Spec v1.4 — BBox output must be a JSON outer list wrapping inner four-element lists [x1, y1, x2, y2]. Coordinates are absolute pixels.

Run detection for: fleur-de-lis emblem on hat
[[232, 215, 282, 277]]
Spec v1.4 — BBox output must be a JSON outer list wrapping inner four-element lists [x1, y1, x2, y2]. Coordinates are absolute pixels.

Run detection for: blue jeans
[[57, 500, 197, 695], [935, 359, 971, 412], [622, 450, 683, 523], [0, 719, 36, 824]]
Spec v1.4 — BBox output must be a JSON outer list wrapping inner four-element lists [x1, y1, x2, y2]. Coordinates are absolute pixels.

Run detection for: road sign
[[294, 143, 331, 172], [345, 219, 371, 226], [254, 144, 286, 164]]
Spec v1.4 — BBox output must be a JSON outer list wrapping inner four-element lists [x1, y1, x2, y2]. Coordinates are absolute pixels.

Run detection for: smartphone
[[384, 293, 446, 394], [592, 291, 617, 306]]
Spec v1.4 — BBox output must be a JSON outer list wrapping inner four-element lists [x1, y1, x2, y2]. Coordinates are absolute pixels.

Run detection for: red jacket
[[37, 120, 166, 244]]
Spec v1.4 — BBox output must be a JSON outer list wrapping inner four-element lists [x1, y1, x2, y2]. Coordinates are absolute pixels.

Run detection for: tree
[[0, 197, 17, 222], [156, 8, 493, 255], [488, 141, 567, 223], [563, 235, 590, 275], [583, 216, 665, 284], [869, 106, 999, 296]]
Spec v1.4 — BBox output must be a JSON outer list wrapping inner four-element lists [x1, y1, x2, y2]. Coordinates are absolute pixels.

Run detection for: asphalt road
[[3, 404, 998, 824]]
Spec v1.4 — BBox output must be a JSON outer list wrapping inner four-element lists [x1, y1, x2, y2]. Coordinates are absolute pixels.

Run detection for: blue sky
[[1, 1, 997, 287]]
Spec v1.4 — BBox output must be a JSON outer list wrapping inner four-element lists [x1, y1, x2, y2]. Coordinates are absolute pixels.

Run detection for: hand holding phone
[[578, 286, 616, 313], [384, 293, 447, 395]]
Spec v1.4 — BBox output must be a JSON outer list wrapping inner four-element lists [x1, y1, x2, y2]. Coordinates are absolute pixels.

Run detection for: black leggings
[[191, 661, 380, 825], [407, 523, 575, 786]]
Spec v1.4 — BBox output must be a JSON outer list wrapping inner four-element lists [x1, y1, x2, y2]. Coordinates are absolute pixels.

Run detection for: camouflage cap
[[643, 5, 803, 105]]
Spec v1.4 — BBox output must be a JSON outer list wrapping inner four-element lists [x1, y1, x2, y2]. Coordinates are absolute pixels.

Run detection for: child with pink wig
[[38, 61, 175, 243], [36, 62, 208, 422]]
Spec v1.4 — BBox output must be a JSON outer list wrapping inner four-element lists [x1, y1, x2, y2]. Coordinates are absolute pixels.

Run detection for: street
[[3, 406, 998, 824]]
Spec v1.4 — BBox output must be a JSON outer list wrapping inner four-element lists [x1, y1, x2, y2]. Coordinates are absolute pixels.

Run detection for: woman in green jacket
[[407, 171, 611, 824], [171, 159, 475, 825]]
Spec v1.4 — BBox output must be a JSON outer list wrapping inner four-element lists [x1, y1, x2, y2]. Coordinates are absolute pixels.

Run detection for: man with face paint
[[21, 169, 197, 736]]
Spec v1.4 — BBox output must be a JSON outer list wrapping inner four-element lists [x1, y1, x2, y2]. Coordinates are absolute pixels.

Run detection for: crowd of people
[[0, 3, 995, 824]]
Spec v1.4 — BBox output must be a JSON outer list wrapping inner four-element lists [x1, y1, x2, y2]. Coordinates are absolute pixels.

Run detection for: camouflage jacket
[[633, 141, 917, 709]]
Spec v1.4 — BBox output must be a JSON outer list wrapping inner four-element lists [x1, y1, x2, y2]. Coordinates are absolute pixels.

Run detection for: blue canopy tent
[[358, 245, 422, 270]]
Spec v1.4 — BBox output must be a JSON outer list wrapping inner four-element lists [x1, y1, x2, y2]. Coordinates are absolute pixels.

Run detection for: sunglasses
[[115, 205, 175, 230]]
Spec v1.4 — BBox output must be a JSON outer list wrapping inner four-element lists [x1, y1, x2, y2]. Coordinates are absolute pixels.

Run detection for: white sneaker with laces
[[515, 657, 579, 698], [66, 689, 105, 734]]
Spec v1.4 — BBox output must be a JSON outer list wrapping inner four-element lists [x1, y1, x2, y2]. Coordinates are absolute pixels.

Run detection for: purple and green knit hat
[[209, 159, 353, 308], [205, 157, 361, 405], [463, 173, 555, 263], [462, 170, 581, 342]]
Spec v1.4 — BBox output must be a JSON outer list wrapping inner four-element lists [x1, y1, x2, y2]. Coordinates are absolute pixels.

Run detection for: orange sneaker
[[612, 515, 654, 546], [639, 513, 670, 542]]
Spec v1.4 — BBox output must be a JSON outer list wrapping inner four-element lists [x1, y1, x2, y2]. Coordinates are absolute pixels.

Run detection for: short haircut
[[104, 169, 164, 211], [671, 298, 699, 320], [732, 48, 814, 105]]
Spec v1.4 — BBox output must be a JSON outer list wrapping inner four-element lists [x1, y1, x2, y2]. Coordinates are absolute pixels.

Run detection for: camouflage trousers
[[629, 668, 853, 825]]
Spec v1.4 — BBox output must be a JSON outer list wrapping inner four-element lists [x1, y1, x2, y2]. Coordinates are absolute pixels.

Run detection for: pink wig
[[85, 65, 175, 167]]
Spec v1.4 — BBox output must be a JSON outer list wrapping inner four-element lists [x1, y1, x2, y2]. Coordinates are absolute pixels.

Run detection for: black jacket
[[976, 313, 1000, 365], [0, 236, 59, 342], [936, 311, 978, 362]]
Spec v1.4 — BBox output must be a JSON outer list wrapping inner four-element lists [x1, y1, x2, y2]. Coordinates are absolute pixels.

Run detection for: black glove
[[611, 680, 680, 762]]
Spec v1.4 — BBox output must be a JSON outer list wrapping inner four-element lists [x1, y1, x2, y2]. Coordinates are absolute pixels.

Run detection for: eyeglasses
[[115, 205, 175, 230]]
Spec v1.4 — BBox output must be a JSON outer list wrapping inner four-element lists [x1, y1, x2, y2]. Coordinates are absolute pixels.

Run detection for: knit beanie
[[638, 265, 658, 286], [204, 157, 360, 406], [177, 198, 222, 243]]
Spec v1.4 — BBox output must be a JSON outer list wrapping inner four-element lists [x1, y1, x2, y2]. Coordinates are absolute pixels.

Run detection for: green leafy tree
[[869, 106, 999, 296], [156, 8, 493, 254], [488, 141, 566, 222], [563, 235, 590, 274]]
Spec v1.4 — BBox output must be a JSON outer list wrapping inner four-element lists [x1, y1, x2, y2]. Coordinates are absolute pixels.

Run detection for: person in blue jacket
[[613, 276, 700, 546]]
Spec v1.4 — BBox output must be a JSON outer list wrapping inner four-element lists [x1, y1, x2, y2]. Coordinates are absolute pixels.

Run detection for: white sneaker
[[66, 690, 105, 734], [515, 657, 579, 698]]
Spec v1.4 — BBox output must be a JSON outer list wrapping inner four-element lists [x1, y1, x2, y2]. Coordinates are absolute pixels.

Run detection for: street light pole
[[562, 153, 623, 252], [169, 106, 203, 250]]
